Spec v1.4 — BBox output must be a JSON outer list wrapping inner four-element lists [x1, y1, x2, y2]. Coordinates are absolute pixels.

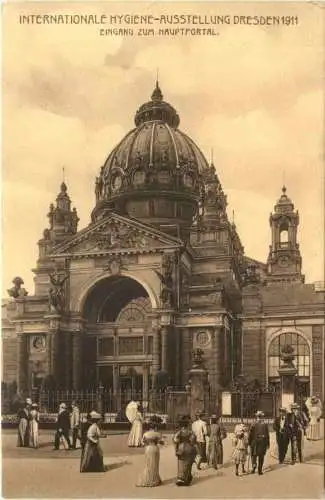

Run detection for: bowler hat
[[89, 411, 101, 420]]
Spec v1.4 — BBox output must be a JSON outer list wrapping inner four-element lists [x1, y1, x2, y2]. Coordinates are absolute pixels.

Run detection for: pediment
[[50, 213, 182, 256]]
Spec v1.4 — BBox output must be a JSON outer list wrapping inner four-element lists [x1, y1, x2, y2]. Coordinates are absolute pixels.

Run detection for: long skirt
[[80, 440, 105, 473], [136, 444, 161, 487], [128, 421, 143, 447], [208, 441, 223, 468], [17, 418, 29, 447], [176, 458, 194, 486], [29, 420, 39, 448], [306, 422, 322, 441], [232, 448, 247, 464]]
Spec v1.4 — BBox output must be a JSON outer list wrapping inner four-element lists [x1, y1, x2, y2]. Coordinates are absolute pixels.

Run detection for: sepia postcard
[[1, 1, 324, 498]]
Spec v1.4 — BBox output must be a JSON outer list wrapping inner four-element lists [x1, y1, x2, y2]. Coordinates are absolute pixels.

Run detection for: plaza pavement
[[2, 430, 324, 498]]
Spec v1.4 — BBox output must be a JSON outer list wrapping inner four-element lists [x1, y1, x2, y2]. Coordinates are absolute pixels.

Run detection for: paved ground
[[2, 430, 324, 498]]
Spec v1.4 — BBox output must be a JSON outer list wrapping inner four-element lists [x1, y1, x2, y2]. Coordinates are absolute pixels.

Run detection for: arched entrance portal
[[82, 276, 154, 403]]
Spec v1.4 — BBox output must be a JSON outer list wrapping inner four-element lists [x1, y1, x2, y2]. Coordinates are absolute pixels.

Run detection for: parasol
[[126, 401, 138, 423]]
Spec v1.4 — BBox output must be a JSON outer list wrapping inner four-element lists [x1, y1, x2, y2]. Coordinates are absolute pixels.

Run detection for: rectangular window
[[97, 365, 113, 388], [119, 336, 143, 355], [98, 337, 114, 356]]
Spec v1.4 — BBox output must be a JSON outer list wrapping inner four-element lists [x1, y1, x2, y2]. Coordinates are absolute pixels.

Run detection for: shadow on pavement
[[105, 460, 131, 472]]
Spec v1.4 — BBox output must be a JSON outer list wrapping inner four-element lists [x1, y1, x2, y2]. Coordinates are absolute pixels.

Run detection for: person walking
[[173, 415, 197, 486], [273, 407, 290, 463], [29, 403, 40, 449], [207, 414, 227, 470], [70, 401, 81, 449], [17, 398, 31, 447], [127, 402, 143, 447], [248, 410, 270, 475], [192, 411, 208, 470], [136, 415, 165, 487], [80, 411, 105, 473], [232, 422, 249, 476], [288, 402, 307, 463], [54, 403, 71, 450]]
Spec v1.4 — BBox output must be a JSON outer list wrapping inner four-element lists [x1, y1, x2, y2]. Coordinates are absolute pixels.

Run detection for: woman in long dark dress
[[208, 415, 227, 469], [80, 411, 105, 473], [173, 415, 197, 486], [136, 415, 165, 487]]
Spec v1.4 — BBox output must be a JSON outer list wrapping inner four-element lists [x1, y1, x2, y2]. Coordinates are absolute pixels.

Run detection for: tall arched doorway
[[82, 276, 153, 402], [268, 331, 311, 400]]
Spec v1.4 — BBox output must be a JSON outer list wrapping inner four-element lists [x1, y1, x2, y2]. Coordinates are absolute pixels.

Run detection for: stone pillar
[[152, 323, 160, 388], [211, 326, 223, 392], [278, 346, 297, 408], [188, 349, 210, 420], [45, 313, 61, 385], [161, 326, 168, 372], [17, 330, 27, 392], [175, 328, 181, 386], [72, 332, 82, 389], [181, 328, 192, 386], [143, 365, 149, 407]]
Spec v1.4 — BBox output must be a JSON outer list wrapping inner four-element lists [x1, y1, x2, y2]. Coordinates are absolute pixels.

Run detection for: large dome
[[92, 83, 209, 235]]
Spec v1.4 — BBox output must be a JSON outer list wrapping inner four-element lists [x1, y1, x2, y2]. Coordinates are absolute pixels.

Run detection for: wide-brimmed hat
[[279, 407, 287, 412], [59, 403, 67, 409], [26, 398, 32, 405], [89, 411, 101, 420], [255, 410, 264, 417], [311, 396, 319, 404], [290, 403, 299, 409], [31, 403, 38, 408]]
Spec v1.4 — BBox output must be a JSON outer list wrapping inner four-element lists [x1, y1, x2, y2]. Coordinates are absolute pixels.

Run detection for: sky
[[2, 1, 324, 297]]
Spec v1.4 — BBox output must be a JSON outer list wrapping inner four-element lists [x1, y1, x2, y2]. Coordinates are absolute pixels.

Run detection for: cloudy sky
[[2, 1, 324, 296]]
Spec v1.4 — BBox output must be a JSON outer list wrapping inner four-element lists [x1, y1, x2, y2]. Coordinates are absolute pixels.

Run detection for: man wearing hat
[[54, 403, 71, 450], [17, 398, 32, 447], [273, 408, 290, 463], [192, 411, 208, 469], [248, 411, 270, 475], [287, 402, 306, 463]]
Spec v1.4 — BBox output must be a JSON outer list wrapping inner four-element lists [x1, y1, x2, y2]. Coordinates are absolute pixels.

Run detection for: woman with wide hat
[[173, 415, 197, 486], [306, 396, 323, 441], [136, 415, 165, 487], [80, 411, 105, 473]]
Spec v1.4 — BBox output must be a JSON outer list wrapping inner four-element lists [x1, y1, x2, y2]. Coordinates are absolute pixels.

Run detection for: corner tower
[[266, 186, 304, 283]]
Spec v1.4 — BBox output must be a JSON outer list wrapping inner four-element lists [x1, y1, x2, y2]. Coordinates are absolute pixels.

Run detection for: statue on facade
[[192, 348, 205, 368], [7, 277, 28, 299], [279, 344, 296, 370], [48, 269, 69, 312]]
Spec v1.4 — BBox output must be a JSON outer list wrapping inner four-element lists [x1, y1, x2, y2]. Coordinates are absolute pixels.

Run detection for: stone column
[[211, 326, 223, 392], [188, 349, 210, 420], [152, 323, 160, 388], [161, 326, 168, 372], [17, 330, 27, 392], [278, 346, 297, 408], [72, 332, 82, 389], [181, 328, 192, 386], [175, 328, 181, 386], [143, 365, 149, 407]]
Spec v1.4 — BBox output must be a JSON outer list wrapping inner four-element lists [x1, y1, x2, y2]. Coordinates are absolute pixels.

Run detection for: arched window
[[268, 332, 310, 378], [280, 229, 289, 243]]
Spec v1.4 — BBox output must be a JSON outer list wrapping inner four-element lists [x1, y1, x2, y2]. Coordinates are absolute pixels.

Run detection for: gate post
[[188, 349, 209, 420]]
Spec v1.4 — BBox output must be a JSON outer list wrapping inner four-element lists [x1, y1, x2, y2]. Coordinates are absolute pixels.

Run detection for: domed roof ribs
[[125, 122, 146, 171], [180, 131, 209, 173], [165, 122, 180, 168], [149, 121, 156, 168]]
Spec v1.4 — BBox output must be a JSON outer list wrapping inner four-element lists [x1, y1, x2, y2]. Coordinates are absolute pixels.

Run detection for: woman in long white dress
[[29, 403, 40, 448], [136, 416, 164, 487], [128, 404, 143, 448], [306, 397, 322, 441]]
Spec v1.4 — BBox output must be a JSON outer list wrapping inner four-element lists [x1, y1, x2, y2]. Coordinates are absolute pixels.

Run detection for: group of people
[[16, 395, 322, 485]]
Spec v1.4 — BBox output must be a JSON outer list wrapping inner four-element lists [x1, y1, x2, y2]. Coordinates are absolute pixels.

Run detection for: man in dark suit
[[288, 402, 307, 463], [54, 402, 71, 450], [248, 410, 270, 475], [273, 407, 290, 463]]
